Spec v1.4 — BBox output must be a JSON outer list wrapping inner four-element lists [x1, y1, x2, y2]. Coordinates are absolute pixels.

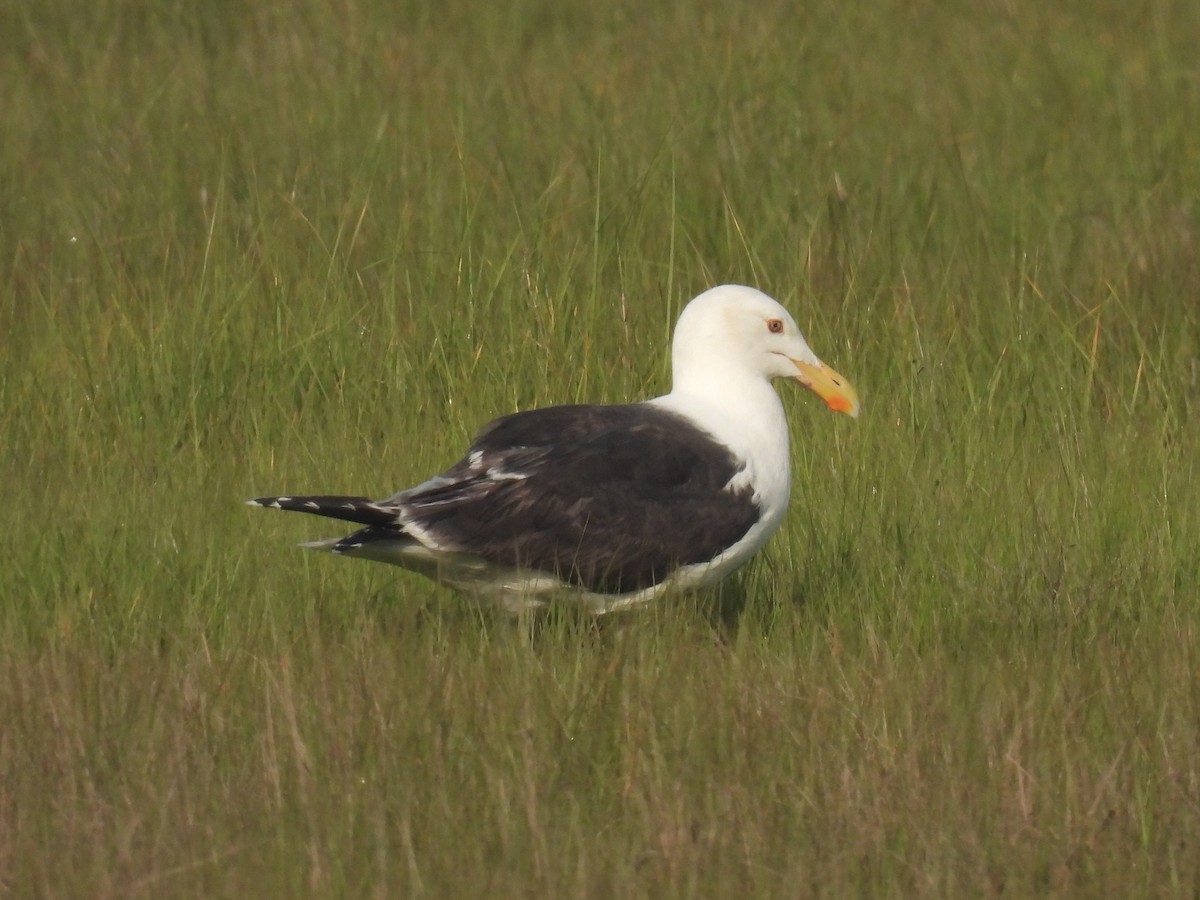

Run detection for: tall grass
[[1, 0, 1198, 895]]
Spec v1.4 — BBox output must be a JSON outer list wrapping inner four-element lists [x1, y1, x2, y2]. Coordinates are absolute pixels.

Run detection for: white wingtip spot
[[303, 501, 320, 510], [486, 469, 530, 482]]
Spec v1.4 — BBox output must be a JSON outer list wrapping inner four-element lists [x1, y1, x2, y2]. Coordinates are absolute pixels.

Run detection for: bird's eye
[[767, 318, 784, 334]]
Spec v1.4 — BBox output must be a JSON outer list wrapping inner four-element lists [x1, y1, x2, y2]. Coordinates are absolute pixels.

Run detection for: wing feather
[[397, 404, 760, 593]]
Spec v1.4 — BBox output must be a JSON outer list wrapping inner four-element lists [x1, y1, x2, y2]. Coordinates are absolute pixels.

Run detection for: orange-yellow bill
[[791, 359, 860, 418]]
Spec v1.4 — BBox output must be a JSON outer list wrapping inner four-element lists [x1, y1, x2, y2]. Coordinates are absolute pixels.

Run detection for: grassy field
[[2, 0, 1199, 895]]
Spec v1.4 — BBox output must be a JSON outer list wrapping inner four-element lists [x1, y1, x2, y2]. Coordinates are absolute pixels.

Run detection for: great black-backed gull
[[248, 284, 859, 612]]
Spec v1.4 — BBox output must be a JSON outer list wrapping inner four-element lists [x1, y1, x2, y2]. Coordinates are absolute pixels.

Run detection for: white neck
[[648, 363, 793, 529]]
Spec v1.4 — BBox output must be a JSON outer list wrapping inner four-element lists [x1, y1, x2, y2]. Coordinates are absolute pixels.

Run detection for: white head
[[670, 285, 860, 417]]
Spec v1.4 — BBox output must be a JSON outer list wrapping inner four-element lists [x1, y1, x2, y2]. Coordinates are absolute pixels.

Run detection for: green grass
[[2, 0, 1199, 895]]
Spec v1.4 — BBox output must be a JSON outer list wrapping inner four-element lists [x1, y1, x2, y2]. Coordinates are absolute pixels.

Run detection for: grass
[[2, 0, 1198, 895]]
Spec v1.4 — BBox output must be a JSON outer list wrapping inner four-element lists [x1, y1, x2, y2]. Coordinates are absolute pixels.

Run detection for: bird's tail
[[246, 495, 398, 528]]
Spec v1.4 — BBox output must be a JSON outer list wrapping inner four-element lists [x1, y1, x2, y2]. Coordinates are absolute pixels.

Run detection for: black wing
[[396, 404, 761, 593]]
